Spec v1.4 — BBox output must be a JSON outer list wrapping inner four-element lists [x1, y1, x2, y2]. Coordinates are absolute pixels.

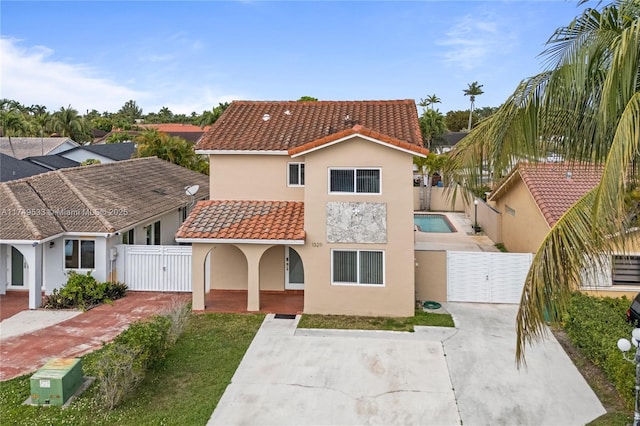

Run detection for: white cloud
[[0, 38, 147, 113], [437, 14, 517, 70]]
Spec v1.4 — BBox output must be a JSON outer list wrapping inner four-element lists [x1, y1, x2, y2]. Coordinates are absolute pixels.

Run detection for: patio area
[[201, 290, 304, 315]]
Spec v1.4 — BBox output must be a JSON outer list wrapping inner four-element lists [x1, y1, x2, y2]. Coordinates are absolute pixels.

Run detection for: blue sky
[[1, 1, 590, 116]]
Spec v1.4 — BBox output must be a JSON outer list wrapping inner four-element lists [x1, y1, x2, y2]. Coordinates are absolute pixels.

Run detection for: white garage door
[[447, 251, 533, 303]]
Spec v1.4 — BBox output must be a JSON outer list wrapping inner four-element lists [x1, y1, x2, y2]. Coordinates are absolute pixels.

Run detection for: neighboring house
[[58, 142, 136, 164], [434, 131, 468, 154], [0, 153, 50, 182], [488, 162, 603, 254], [0, 157, 209, 309], [95, 124, 211, 144], [0, 137, 79, 159], [176, 100, 428, 316], [485, 162, 640, 298]]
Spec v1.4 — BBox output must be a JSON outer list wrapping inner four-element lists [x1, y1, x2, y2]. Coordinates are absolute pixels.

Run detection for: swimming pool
[[414, 214, 456, 233]]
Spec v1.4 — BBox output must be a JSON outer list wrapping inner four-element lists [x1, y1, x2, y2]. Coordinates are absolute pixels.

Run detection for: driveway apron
[[443, 303, 605, 425], [208, 314, 460, 425], [210, 305, 606, 426]]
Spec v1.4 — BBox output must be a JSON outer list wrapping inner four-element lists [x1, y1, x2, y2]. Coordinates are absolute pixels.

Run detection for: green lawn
[[0, 313, 264, 426], [297, 309, 454, 332]]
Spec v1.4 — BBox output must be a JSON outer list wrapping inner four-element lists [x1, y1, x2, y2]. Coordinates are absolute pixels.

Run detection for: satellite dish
[[185, 185, 200, 196]]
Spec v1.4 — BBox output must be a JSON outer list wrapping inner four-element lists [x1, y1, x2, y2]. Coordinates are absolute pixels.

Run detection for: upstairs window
[[329, 168, 380, 194], [288, 163, 305, 186]]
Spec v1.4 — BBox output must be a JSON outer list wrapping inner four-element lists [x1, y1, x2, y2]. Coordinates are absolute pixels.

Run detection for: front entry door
[[285, 247, 304, 290], [10, 247, 25, 287]]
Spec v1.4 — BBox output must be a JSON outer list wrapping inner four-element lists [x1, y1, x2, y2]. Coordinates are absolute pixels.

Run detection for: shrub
[[562, 292, 635, 409], [42, 272, 127, 310], [94, 343, 145, 410], [163, 299, 191, 345], [91, 303, 192, 409], [114, 315, 172, 370]]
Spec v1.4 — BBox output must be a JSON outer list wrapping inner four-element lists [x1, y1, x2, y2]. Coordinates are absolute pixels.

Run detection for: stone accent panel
[[326, 202, 387, 243]]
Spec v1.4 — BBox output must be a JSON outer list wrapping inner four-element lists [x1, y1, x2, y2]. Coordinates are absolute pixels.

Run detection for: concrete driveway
[[209, 303, 605, 426]]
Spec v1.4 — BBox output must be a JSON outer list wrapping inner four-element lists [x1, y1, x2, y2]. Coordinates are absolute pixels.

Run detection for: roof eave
[[175, 237, 305, 245], [290, 133, 427, 158], [195, 150, 288, 155]]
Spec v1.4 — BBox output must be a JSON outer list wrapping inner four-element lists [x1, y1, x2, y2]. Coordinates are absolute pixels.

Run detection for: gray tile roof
[[0, 157, 209, 241], [0, 153, 50, 182], [67, 142, 137, 161], [0, 137, 78, 159], [24, 155, 80, 170]]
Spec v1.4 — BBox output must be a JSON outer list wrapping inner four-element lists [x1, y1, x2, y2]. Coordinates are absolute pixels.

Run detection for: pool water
[[414, 214, 456, 233]]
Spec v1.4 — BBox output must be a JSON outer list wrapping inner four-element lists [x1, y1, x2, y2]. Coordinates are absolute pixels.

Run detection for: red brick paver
[[0, 292, 189, 381]]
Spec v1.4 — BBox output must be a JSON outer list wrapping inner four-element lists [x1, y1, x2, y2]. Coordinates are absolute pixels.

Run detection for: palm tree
[[463, 82, 484, 132], [426, 94, 441, 111], [420, 108, 447, 150], [135, 129, 208, 174], [414, 153, 447, 210], [51, 105, 92, 143], [0, 110, 27, 157], [448, 0, 640, 363]]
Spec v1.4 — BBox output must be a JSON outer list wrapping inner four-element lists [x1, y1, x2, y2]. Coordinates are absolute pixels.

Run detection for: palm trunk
[[426, 175, 433, 211]]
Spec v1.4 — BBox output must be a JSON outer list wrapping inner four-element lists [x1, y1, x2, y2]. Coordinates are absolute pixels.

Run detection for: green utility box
[[30, 358, 83, 406]]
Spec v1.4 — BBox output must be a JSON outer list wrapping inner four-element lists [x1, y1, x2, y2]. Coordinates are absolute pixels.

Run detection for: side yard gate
[[446, 251, 533, 304], [115, 245, 192, 292]]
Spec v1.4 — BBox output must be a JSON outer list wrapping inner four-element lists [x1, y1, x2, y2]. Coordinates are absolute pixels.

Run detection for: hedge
[[562, 292, 635, 409]]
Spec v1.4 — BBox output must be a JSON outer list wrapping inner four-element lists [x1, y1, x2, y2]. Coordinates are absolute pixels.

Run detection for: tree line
[[0, 99, 230, 143]]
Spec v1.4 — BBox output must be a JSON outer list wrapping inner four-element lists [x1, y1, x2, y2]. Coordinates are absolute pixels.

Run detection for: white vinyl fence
[[115, 245, 192, 292], [447, 251, 533, 303]]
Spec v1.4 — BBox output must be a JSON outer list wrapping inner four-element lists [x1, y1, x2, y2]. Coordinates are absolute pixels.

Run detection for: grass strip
[[297, 309, 454, 332], [0, 313, 264, 426]]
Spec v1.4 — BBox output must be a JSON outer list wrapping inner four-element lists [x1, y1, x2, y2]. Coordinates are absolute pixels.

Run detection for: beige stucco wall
[[260, 245, 285, 291], [492, 178, 549, 253], [298, 137, 416, 317], [582, 288, 637, 299], [415, 251, 447, 302], [209, 154, 304, 201], [209, 244, 248, 290]]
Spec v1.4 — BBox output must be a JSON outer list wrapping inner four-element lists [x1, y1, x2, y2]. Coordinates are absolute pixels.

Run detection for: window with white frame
[[329, 168, 380, 194], [288, 162, 305, 186], [64, 239, 95, 269], [332, 249, 384, 285], [145, 221, 161, 245]]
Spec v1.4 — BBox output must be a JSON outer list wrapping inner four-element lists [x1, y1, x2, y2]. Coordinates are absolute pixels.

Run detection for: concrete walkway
[[209, 304, 605, 426]]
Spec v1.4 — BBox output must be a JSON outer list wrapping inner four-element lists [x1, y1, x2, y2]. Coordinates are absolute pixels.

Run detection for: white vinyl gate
[[116, 245, 192, 292], [447, 251, 533, 303]]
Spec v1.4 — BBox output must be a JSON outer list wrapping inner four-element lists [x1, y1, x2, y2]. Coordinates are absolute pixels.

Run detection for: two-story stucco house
[[176, 100, 428, 316]]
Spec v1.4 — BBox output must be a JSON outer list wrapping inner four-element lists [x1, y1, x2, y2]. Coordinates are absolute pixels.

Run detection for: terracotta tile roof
[[137, 124, 211, 133], [1, 157, 209, 241], [196, 100, 424, 151], [289, 124, 429, 157], [490, 162, 603, 227], [176, 200, 305, 241]]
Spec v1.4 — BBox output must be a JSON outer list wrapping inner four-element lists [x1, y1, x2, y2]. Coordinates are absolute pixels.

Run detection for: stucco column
[[24, 245, 43, 310], [0, 245, 7, 295], [191, 244, 210, 311], [238, 245, 273, 312]]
